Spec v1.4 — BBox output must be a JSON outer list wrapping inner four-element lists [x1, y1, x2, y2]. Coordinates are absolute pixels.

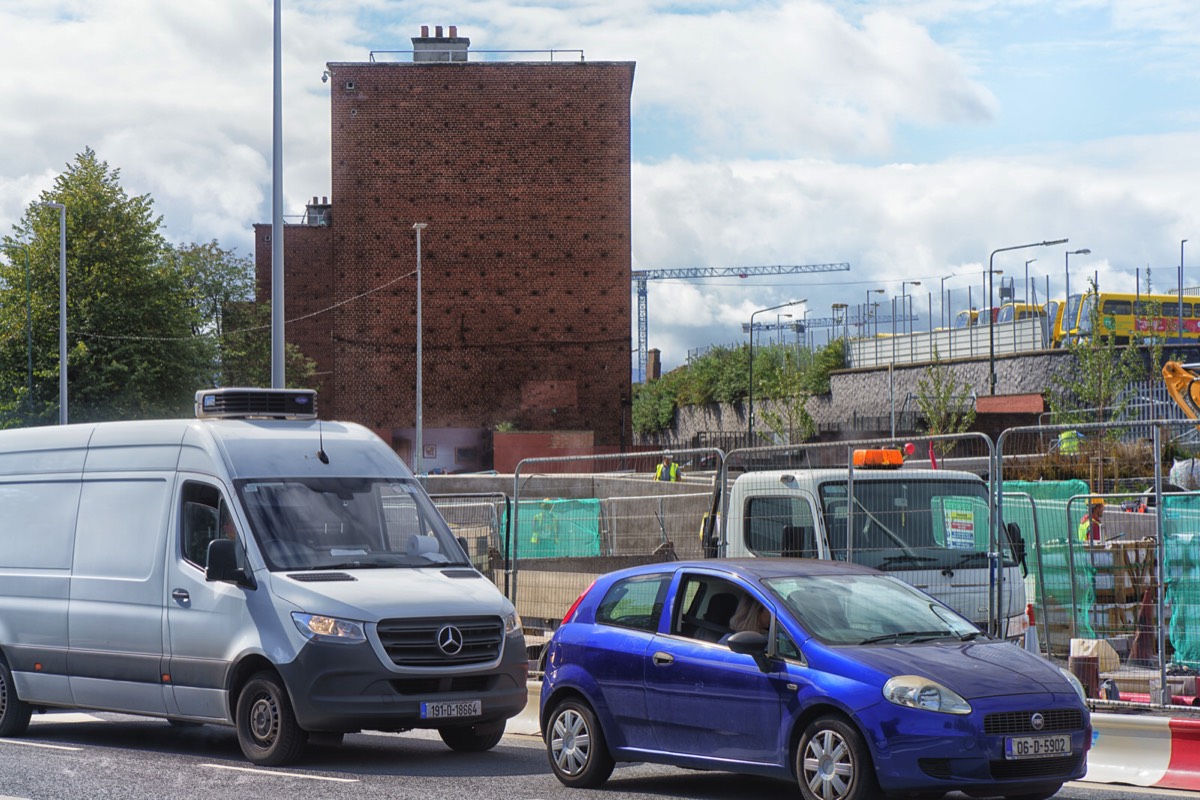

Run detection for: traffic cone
[[1024, 603, 1041, 655]]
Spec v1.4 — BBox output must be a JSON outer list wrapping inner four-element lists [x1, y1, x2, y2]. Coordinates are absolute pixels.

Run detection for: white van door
[[164, 478, 256, 721], [68, 476, 172, 714], [737, 491, 825, 559]]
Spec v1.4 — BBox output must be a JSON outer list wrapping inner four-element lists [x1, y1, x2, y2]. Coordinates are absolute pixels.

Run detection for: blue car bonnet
[[844, 640, 1068, 699]]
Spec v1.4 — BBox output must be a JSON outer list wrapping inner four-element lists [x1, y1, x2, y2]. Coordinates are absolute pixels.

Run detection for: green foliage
[[915, 347, 976, 455], [759, 350, 816, 444], [0, 148, 315, 427], [219, 302, 317, 390], [630, 338, 846, 435]]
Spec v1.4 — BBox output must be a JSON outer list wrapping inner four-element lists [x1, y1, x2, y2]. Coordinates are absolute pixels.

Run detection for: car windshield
[[236, 477, 469, 571], [765, 573, 980, 645], [817, 478, 1016, 570]]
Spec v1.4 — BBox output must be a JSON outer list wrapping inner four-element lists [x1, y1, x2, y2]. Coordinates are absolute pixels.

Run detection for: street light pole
[[23, 245, 32, 420], [1063, 248, 1090, 345], [989, 239, 1068, 394], [271, 0, 285, 389], [748, 298, 806, 443], [776, 313, 792, 346], [1024, 259, 1036, 305], [413, 223, 427, 476], [38, 201, 67, 424], [901, 280, 921, 335], [940, 275, 952, 329]]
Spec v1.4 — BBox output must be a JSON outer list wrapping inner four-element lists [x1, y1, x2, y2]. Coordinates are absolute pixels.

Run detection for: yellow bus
[[1072, 291, 1200, 344]]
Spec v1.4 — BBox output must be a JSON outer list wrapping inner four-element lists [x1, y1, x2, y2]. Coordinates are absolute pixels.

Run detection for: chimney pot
[[322, 196, 328, 204], [449, 25, 457, 37], [435, 25, 443, 37], [311, 196, 318, 205], [421, 25, 428, 37]]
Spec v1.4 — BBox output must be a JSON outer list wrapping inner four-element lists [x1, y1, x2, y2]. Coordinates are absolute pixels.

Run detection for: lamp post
[[901, 280, 921, 335], [832, 303, 848, 344], [940, 275, 953, 329], [748, 298, 806, 443], [1063, 248, 1090, 346], [413, 222, 427, 476], [864, 288, 884, 336], [1024, 259, 1036, 306], [38, 201, 67, 424], [22, 245, 32, 419], [1181, 240, 1189, 340], [989, 239, 1069, 394]]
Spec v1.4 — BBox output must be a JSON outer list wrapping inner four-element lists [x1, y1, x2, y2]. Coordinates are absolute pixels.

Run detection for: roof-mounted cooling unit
[[195, 388, 318, 420]]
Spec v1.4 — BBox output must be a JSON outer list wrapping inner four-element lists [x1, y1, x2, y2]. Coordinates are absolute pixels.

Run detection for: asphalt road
[[0, 712, 1193, 800]]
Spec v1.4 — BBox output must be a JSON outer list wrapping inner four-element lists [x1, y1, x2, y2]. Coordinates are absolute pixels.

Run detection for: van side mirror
[[206, 538, 256, 588], [1005, 522, 1028, 577]]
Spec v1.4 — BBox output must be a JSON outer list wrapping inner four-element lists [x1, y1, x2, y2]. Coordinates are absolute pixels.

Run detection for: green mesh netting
[[504, 499, 602, 560], [1003, 480, 1095, 639], [1163, 496, 1200, 667]]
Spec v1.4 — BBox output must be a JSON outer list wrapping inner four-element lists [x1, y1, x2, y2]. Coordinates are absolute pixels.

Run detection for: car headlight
[[291, 612, 366, 644], [1059, 667, 1087, 702], [504, 609, 523, 636], [883, 675, 972, 714]]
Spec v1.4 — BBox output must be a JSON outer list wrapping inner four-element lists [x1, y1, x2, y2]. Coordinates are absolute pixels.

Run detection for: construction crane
[[632, 263, 851, 382]]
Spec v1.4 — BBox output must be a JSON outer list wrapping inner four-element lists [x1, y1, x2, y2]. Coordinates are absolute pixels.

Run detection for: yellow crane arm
[[1163, 361, 1200, 425]]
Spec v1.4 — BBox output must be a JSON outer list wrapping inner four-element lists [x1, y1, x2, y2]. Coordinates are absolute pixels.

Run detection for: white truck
[[716, 449, 1029, 638]]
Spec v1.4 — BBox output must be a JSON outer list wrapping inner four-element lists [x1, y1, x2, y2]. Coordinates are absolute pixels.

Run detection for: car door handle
[[652, 652, 674, 667], [171, 589, 190, 603]]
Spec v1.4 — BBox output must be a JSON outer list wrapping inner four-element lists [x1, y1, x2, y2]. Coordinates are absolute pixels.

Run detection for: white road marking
[[200, 764, 359, 783], [0, 739, 83, 751]]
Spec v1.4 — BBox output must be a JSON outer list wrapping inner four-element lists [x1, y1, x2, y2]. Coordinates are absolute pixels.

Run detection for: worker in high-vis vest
[[1077, 498, 1104, 542], [655, 452, 680, 482], [530, 499, 559, 546]]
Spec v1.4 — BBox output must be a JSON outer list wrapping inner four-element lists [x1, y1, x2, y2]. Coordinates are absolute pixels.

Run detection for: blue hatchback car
[[540, 559, 1090, 800]]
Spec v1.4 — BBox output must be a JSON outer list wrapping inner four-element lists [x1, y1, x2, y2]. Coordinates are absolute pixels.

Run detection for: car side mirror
[[726, 630, 772, 672], [206, 538, 256, 588]]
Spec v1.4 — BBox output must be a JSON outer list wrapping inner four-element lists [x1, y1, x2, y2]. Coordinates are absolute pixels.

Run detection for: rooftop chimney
[[411, 24, 470, 63]]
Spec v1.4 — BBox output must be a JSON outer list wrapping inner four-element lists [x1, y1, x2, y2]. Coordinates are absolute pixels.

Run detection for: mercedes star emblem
[[437, 624, 464, 655]]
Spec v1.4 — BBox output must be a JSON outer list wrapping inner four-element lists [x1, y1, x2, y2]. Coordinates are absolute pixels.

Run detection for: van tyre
[[0, 657, 32, 737], [796, 714, 878, 800], [439, 720, 505, 752], [236, 671, 307, 765], [545, 698, 615, 788]]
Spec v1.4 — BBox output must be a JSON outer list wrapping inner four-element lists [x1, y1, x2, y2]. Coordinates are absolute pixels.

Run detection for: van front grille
[[376, 616, 503, 666]]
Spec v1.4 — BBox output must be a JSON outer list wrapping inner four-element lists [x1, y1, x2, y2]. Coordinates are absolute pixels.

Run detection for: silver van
[[0, 389, 526, 765]]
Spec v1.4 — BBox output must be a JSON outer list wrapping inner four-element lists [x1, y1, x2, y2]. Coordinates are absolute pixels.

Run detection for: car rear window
[[595, 574, 670, 632]]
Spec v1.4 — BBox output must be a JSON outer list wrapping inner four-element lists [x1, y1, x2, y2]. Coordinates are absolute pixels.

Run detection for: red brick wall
[[263, 59, 634, 448], [253, 223, 335, 403]]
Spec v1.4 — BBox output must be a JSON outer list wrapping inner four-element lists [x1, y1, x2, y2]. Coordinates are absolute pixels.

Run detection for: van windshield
[[235, 478, 469, 571], [817, 478, 1016, 570]]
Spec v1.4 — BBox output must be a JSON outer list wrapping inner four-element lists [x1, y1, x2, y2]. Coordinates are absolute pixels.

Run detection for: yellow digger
[[1164, 361, 1200, 424]]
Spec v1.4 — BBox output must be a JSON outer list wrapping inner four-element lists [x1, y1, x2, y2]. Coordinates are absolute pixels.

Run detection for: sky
[[2, 0, 1199, 376]]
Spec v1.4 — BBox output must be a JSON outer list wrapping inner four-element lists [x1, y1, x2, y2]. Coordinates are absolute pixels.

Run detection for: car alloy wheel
[[797, 715, 877, 800], [545, 698, 614, 788]]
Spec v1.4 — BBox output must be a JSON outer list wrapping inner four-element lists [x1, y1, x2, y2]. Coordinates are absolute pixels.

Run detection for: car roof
[[611, 558, 882, 582]]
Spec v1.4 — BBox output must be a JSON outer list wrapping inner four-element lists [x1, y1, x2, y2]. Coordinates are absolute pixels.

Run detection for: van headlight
[[504, 609, 523, 636], [883, 675, 972, 714], [292, 612, 366, 644]]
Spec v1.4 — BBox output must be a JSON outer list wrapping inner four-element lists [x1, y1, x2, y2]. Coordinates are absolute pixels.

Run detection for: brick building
[[255, 27, 635, 471]]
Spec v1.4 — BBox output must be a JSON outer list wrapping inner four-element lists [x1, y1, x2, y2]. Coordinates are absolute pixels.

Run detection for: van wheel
[[796, 714, 878, 800], [545, 698, 614, 788], [0, 657, 32, 737], [235, 671, 307, 765], [439, 721, 505, 752]]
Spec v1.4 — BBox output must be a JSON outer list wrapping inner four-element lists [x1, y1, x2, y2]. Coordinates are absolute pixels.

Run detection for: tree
[[0, 149, 215, 424], [759, 350, 816, 445], [220, 301, 317, 390], [915, 347, 976, 456]]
